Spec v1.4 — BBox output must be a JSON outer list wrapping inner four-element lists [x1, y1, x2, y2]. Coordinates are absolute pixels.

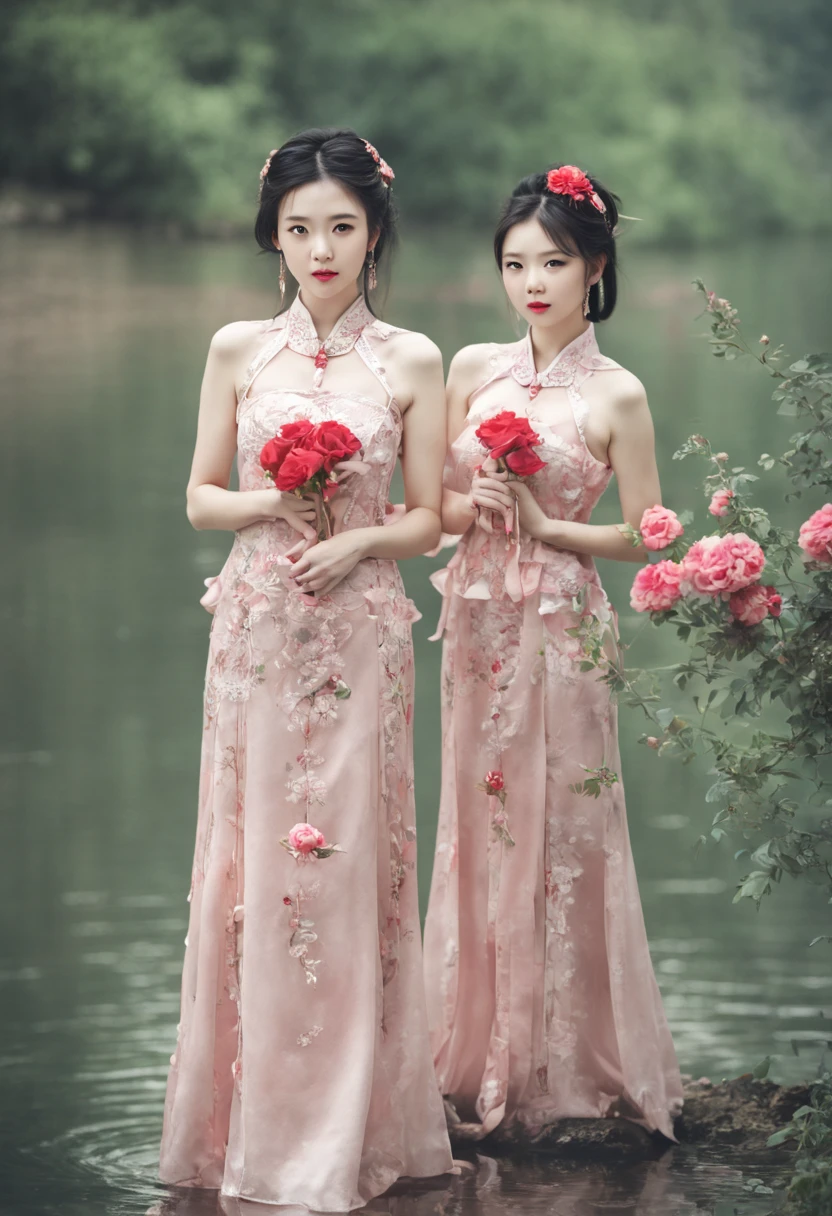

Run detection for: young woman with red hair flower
[[422, 165, 684, 1143]]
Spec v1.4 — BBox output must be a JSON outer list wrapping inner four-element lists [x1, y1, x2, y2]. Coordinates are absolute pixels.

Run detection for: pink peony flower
[[680, 533, 765, 597], [630, 560, 683, 613], [640, 505, 684, 551], [287, 823, 326, 855], [798, 504, 832, 564], [708, 488, 734, 517], [729, 584, 781, 626]]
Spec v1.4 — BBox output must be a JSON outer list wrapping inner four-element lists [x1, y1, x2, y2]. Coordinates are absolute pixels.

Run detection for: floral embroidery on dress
[[297, 1025, 323, 1048], [284, 886, 321, 984]]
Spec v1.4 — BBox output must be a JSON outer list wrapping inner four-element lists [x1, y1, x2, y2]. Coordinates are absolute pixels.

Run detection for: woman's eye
[[546, 259, 566, 268], [289, 225, 307, 235], [334, 223, 353, 233], [505, 261, 522, 270]]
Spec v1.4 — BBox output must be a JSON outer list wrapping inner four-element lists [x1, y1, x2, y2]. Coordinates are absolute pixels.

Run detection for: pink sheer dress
[[423, 324, 684, 1141], [159, 294, 453, 1210]]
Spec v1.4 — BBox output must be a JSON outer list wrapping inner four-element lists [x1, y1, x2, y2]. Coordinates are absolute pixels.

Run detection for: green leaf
[[752, 1055, 772, 1079]]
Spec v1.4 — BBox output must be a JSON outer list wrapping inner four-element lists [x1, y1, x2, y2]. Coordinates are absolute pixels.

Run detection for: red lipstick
[[312, 270, 338, 282], [527, 302, 550, 314]]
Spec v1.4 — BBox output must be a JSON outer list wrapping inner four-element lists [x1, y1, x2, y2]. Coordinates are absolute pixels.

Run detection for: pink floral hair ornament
[[546, 165, 608, 220], [362, 139, 395, 186], [258, 148, 278, 198]]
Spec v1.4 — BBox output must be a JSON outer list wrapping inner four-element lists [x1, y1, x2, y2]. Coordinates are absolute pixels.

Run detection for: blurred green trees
[[0, 0, 829, 241]]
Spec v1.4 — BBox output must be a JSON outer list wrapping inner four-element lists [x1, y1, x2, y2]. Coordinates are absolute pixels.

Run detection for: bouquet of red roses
[[260, 419, 362, 541], [474, 410, 546, 538]]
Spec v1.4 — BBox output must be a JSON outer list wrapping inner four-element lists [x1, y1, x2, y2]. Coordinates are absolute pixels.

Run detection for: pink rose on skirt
[[287, 823, 326, 854], [680, 533, 765, 597], [798, 504, 832, 563], [729, 584, 782, 626], [639, 505, 684, 550], [708, 488, 734, 517], [630, 560, 683, 613]]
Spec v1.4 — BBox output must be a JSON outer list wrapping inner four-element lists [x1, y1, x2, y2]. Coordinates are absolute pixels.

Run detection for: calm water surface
[[2, 227, 830, 1215]]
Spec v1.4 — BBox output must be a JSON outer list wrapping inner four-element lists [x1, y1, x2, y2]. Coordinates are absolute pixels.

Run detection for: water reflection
[[3, 228, 830, 1215]]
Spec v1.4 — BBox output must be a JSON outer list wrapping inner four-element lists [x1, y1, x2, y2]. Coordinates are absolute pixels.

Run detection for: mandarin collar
[[285, 292, 375, 359], [511, 323, 601, 398]]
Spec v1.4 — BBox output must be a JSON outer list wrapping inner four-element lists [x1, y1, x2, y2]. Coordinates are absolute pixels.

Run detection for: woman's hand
[[289, 531, 368, 595], [510, 480, 552, 543], [471, 469, 515, 535], [267, 489, 318, 539]]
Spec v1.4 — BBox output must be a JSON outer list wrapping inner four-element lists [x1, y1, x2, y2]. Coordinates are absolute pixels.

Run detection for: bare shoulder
[[447, 342, 495, 391], [603, 366, 649, 412], [209, 319, 269, 360], [384, 327, 443, 373]]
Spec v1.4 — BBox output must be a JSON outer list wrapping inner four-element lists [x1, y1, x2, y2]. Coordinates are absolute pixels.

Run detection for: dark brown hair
[[255, 127, 397, 311], [493, 165, 621, 321]]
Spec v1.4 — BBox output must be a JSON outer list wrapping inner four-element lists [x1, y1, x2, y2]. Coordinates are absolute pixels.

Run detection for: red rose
[[275, 447, 325, 492], [504, 446, 546, 476], [475, 410, 541, 460], [309, 420, 362, 472], [484, 770, 505, 793], [260, 419, 316, 478]]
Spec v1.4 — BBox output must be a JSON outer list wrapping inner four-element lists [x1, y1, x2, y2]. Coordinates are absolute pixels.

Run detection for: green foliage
[[0, 0, 830, 236], [0, 2, 279, 226], [568, 765, 619, 799], [766, 1071, 832, 1215], [579, 281, 832, 1210], [593, 283, 832, 919]]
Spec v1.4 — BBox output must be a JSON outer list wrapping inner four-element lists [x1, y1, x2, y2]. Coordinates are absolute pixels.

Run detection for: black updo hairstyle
[[255, 127, 397, 314], [493, 165, 620, 322]]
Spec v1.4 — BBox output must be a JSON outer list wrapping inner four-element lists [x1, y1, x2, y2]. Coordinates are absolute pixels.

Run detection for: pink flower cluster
[[728, 584, 782, 626], [639, 505, 684, 551], [630, 561, 683, 613], [681, 533, 766, 597], [630, 515, 776, 628], [708, 488, 734, 517], [798, 504, 832, 564]]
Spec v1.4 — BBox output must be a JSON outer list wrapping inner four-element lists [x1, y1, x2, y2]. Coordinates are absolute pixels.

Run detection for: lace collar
[[280, 292, 374, 387], [511, 323, 613, 398]]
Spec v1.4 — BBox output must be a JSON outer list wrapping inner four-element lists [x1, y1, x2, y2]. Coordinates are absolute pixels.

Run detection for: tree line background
[[0, 0, 830, 243]]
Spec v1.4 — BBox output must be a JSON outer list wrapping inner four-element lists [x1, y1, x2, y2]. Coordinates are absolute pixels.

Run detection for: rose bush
[[583, 280, 832, 1205]]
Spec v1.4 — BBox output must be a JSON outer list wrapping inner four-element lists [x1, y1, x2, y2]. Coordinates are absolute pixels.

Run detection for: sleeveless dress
[[159, 293, 453, 1210], [422, 324, 684, 1141]]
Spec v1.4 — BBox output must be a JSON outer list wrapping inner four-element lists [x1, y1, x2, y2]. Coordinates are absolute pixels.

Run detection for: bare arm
[[185, 323, 316, 538], [289, 334, 446, 594], [440, 345, 493, 535], [512, 374, 660, 563]]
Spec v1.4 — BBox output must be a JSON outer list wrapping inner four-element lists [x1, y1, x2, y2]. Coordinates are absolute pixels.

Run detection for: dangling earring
[[278, 252, 286, 304], [367, 249, 377, 292], [583, 284, 591, 318], [597, 277, 605, 314]]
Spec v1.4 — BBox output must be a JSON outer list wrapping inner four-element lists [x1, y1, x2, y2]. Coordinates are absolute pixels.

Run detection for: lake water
[[2, 225, 830, 1214]]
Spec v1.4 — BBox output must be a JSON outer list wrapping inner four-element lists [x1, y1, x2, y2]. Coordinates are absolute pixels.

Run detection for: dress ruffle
[[429, 533, 612, 641]]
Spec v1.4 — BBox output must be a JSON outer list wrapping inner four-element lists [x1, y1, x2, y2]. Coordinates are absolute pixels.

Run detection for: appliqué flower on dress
[[280, 821, 345, 861], [475, 769, 515, 847]]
